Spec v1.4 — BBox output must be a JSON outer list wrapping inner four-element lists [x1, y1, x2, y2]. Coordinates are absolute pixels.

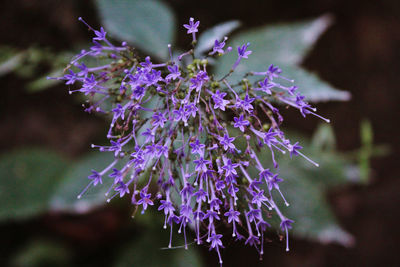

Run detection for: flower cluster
[[52, 17, 330, 265]]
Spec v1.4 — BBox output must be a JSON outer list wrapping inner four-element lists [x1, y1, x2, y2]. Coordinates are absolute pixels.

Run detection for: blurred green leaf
[[279, 65, 350, 102], [195, 20, 241, 57], [311, 123, 336, 151], [114, 212, 204, 267], [0, 149, 69, 221], [27, 69, 64, 92], [50, 152, 120, 213], [278, 165, 354, 246], [214, 15, 351, 102], [0, 47, 25, 76], [358, 119, 373, 183], [11, 239, 71, 267], [243, 126, 359, 246], [96, 0, 176, 60]]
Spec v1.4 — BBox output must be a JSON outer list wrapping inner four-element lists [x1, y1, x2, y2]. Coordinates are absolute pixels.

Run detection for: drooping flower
[[53, 16, 331, 266]]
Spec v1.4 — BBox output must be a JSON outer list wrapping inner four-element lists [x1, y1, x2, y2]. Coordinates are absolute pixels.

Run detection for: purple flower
[[88, 170, 102, 186], [194, 189, 208, 203], [145, 144, 158, 157], [146, 69, 162, 85], [156, 144, 169, 158], [204, 210, 220, 223], [183, 17, 200, 34], [141, 128, 155, 143], [255, 77, 273, 95], [209, 233, 223, 249], [210, 37, 227, 55], [173, 106, 187, 122], [109, 168, 123, 183], [219, 133, 236, 151], [140, 56, 153, 69], [179, 204, 193, 223], [110, 140, 123, 157], [190, 70, 208, 92], [233, 115, 250, 132], [259, 168, 274, 180], [57, 16, 332, 264], [235, 94, 255, 113], [238, 43, 252, 58], [132, 86, 146, 99], [190, 139, 205, 155], [251, 190, 268, 207], [288, 86, 297, 96], [185, 103, 198, 118], [280, 218, 294, 251], [222, 159, 239, 177], [158, 200, 175, 215], [115, 182, 130, 197], [211, 90, 230, 111], [166, 65, 181, 81], [267, 174, 283, 191], [180, 183, 194, 200], [112, 104, 125, 120], [288, 142, 302, 158], [266, 64, 282, 79], [76, 62, 89, 77], [152, 112, 167, 128], [263, 128, 279, 147], [245, 235, 260, 247], [257, 219, 271, 232], [224, 209, 240, 223], [63, 70, 79, 85], [137, 190, 154, 213], [93, 27, 107, 41], [232, 43, 252, 70], [194, 157, 211, 172], [247, 208, 262, 222], [209, 197, 222, 211]]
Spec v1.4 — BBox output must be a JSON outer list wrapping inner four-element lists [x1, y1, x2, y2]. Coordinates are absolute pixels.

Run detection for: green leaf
[[279, 169, 354, 246], [213, 15, 351, 102], [311, 123, 336, 151], [114, 234, 203, 267], [50, 152, 119, 213], [26, 69, 64, 93], [0, 47, 25, 76], [358, 119, 373, 183], [114, 212, 204, 267], [195, 20, 241, 57], [11, 239, 71, 267], [0, 149, 69, 221], [244, 127, 358, 246], [96, 0, 176, 60], [280, 65, 350, 102]]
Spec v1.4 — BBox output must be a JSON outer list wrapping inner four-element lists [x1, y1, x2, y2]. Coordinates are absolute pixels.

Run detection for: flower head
[[55, 16, 331, 265]]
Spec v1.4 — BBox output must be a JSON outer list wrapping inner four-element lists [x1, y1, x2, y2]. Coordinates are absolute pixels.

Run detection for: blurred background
[[0, 0, 399, 266]]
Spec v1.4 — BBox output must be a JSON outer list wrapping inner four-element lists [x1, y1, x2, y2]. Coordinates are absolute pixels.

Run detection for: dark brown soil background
[[0, 0, 399, 266]]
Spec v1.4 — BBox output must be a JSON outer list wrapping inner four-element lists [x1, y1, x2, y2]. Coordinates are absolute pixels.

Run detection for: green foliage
[[11, 239, 71, 267], [0, 46, 75, 92], [96, 0, 176, 60], [115, 212, 204, 267], [50, 152, 120, 213], [311, 123, 336, 151], [358, 119, 373, 183], [195, 20, 241, 57], [213, 15, 351, 102], [0, 2, 367, 252], [244, 124, 361, 246], [0, 46, 25, 76], [0, 149, 69, 220]]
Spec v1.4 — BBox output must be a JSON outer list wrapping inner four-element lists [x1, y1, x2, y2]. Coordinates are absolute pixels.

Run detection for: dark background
[[1, 0, 399, 266]]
